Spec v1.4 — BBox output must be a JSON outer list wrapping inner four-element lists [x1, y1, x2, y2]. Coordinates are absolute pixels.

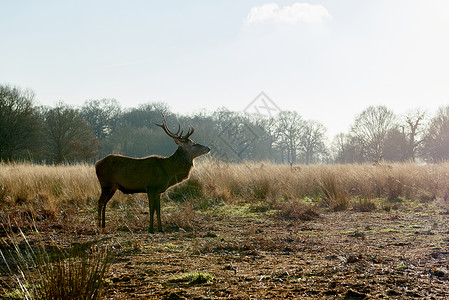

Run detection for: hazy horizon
[[2, 1, 449, 139]]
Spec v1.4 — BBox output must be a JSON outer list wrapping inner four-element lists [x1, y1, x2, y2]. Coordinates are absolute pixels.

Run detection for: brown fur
[[95, 117, 209, 233]]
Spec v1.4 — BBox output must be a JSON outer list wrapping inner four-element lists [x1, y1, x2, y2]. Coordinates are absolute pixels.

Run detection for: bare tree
[[122, 102, 170, 129], [102, 122, 172, 158], [81, 99, 122, 139], [210, 109, 258, 161], [43, 102, 99, 163], [350, 106, 396, 162], [331, 133, 365, 163], [401, 109, 426, 161], [423, 106, 449, 162], [275, 111, 305, 164], [331, 133, 348, 163], [247, 114, 279, 161], [300, 120, 328, 164]]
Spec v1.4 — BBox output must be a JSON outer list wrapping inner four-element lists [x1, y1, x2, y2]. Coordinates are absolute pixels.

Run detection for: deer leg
[[155, 194, 163, 233], [98, 187, 116, 228], [147, 192, 155, 233], [98, 190, 108, 228]]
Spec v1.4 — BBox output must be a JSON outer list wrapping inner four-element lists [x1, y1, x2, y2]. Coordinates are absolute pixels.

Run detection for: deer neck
[[166, 147, 194, 174]]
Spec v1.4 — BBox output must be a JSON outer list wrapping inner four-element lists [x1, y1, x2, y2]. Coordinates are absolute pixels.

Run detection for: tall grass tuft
[[1, 159, 449, 226], [1, 228, 110, 299], [318, 171, 350, 211], [193, 159, 449, 209]]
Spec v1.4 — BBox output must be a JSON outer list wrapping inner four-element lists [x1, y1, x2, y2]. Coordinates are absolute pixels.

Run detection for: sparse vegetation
[[274, 199, 320, 221], [168, 272, 214, 285], [193, 159, 449, 210], [0, 228, 110, 299], [1, 160, 449, 224], [1, 160, 449, 298]]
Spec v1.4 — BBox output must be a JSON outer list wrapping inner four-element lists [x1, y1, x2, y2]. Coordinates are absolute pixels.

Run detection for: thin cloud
[[245, 2, 332, 25]]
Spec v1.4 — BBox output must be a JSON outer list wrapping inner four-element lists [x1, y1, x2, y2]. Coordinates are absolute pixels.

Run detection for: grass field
[[1, 159, 449, 298]]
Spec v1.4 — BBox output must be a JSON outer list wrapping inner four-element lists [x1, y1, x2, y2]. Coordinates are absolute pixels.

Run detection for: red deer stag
[[95, 113, 210, 233]]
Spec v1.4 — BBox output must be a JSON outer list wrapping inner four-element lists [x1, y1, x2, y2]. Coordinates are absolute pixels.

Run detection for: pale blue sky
[[1, 1, 449, 138]]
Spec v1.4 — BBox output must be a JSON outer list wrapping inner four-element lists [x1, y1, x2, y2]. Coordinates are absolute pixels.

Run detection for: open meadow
[[1, 159, 449, 299]]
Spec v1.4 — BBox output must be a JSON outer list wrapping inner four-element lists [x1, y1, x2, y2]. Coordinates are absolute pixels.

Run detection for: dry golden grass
[[0, 163, 136, 231], [1, 158, 449, 230], [192, 158, 449, 210], [1, 228, 110, 299], [3, 159, 449, 299], [0, 163, 97, 205]]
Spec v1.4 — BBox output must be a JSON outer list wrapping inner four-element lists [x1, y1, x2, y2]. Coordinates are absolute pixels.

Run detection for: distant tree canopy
[[423, 106, 449, 162], [1, 83, 448, 164], [0, 85, 41, 161], [350, 106, 396, 162], [80, 99, 121, 139], [43, 102, 99, 164]]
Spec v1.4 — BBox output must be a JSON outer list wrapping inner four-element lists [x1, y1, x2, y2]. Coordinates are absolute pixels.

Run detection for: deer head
[[155, 113, 210, 160]]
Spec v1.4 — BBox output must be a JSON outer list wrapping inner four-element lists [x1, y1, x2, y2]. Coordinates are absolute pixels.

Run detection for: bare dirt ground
[[2, 203, 449, 299]]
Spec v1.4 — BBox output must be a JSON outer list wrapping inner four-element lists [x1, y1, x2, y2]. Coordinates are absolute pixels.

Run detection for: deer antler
[[155, 113, 194, 140]]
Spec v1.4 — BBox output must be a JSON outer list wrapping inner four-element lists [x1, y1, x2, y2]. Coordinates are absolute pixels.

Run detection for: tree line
[[1, 84, 448, 164]]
